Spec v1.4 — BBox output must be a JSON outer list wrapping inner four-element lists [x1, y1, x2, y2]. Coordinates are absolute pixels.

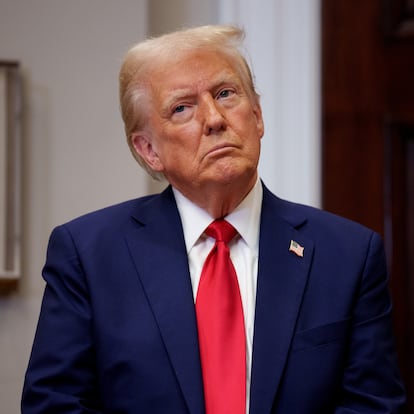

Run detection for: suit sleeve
[[21, 225, 102, 413], [334, 231, 406, 413]]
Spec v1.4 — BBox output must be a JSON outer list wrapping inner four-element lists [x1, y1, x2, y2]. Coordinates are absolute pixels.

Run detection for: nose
[[201, 94, 226, 135]]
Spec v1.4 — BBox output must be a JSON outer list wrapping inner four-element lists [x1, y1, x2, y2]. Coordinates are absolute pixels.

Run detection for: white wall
[[0, 1, 148, 412], [149, 0, 218, 36]]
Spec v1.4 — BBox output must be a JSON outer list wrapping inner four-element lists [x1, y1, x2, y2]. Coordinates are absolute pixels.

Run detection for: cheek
[[234, 103, 263, 130], [158, 137, 199, 168], [234, 113, 263, 144], [164, 125, 201, 152]]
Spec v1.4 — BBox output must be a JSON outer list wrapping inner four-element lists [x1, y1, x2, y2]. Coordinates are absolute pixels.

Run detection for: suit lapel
[[124, 187, 205, 414], [249, 188, 314, 414]]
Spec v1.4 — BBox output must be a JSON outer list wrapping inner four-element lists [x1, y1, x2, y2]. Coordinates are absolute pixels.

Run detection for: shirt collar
[[173, 178, 263, 253]]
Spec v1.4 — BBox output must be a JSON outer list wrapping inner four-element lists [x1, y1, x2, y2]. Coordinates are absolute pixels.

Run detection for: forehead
[[148, 49, 243, 95]]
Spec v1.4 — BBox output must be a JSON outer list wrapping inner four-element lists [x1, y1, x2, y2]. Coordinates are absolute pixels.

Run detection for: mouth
[[205, 144, 238, 158]]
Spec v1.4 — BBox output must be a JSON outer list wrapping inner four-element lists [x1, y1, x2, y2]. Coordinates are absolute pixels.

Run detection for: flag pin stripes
[[289, 240, 304, 257]]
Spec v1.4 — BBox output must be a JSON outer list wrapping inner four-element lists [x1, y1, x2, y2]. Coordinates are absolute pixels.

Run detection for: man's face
[[132, 49, 264, 200]]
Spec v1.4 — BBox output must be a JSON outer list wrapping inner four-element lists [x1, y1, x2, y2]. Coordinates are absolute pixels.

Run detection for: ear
[[131, 132, 164, 172], [253, 104, 265, 139]]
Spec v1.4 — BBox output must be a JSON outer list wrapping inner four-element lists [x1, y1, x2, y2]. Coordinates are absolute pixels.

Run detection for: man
[[22, 25, 406, 413]]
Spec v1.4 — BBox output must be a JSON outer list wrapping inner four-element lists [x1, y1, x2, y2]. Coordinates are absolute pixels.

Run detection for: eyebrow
[[161, 88, 194, 114], [159, 72, 242, 116]]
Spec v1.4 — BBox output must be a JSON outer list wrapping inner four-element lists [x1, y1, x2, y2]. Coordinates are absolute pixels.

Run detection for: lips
[[206, 144, 237, 157]]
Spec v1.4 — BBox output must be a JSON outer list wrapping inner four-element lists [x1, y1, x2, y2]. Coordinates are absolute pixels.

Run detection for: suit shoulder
[[266, 191, 379, 242], [46, 186, 178, 258], [59, 193, 160, 235], [302, 202, 373, 234]]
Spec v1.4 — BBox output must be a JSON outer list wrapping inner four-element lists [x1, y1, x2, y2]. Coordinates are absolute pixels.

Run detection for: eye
[[173, 105, 186, 113], [217, 89, 234, 99]]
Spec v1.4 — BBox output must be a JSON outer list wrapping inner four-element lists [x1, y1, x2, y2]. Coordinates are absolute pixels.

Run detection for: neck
[[174, 173, 258, 219]]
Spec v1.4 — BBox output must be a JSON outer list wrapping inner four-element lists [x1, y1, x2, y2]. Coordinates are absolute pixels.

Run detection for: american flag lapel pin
[[289, 240, 304, 257]]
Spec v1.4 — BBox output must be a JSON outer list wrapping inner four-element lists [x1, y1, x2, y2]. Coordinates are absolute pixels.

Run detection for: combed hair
[[119, 25, 259, 179]]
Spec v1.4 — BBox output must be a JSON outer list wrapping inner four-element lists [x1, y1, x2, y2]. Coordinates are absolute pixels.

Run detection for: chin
[[214, 165, 256, 186]]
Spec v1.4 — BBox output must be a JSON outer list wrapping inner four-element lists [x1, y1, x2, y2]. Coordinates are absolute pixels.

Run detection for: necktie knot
[[205, 219, 237, 244]]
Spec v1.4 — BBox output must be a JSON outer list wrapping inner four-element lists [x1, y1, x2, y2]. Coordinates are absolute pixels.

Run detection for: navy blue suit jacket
[[22, 185, 406, 413]]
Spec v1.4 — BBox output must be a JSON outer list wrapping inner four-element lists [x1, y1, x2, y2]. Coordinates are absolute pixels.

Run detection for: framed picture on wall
[[0, 61, 21, 290]]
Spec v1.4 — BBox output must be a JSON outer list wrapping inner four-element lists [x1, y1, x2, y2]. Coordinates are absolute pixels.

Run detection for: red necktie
[[196, 219, 246, 414]]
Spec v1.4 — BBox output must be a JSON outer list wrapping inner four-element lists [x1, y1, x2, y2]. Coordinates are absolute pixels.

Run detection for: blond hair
[[119, 25, 259, 179]]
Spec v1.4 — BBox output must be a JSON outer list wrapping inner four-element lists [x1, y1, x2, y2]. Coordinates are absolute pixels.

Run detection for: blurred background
[[0, 0, 413, 412]]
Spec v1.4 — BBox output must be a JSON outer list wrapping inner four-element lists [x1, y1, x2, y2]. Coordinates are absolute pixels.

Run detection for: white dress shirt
[[173, 179, 263, 412]]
